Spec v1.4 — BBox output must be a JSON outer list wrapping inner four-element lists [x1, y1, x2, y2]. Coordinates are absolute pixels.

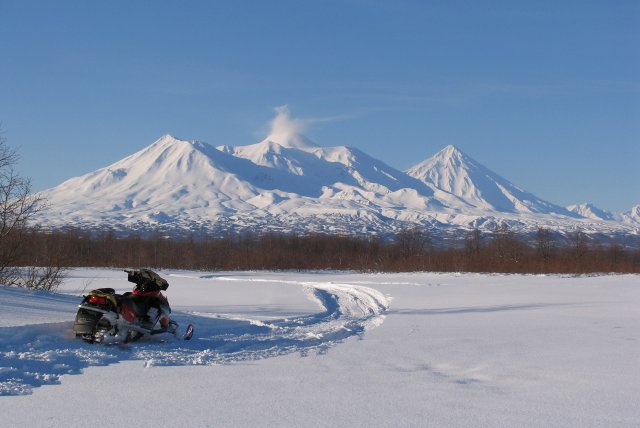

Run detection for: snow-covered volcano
[[43, 135, 262, 222], [39, 132, 447, 235], [219, 109, 435, 198], [36, 118, 638, 239], [406, 145, 571, 215]]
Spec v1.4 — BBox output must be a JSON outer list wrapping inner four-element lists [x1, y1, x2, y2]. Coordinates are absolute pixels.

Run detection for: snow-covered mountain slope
[[407, 145, 572, 216], [621, 205, 640, 225], [566, 203, 616, 221], [220, 123, 438, 200], [38, 133, 448, 235], [36, 127, 638, 239], [43, 135, 262, 220]]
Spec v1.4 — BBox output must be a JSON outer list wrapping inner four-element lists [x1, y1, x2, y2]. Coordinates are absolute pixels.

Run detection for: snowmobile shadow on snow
[[0, 282, 388, 395]]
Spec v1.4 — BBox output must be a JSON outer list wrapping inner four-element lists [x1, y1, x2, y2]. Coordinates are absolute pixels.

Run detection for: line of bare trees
[[14, 226, 640, 274]]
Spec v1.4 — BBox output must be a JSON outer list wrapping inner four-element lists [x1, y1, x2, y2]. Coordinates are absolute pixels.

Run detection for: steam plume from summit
[[262, 105, 353, 149], [262, 106, 318, 149]]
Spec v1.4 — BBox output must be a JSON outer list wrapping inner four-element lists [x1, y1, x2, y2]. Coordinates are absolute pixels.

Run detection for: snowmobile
[[73, 268, 193, 343]]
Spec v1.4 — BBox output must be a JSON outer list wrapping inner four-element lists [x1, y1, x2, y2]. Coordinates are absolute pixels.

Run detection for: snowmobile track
[[0, 278, 388, 395]]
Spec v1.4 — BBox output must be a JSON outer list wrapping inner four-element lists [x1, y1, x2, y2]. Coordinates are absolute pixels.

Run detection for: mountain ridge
[[566, 203, 616, 222], [36, 134, 639, 239], [406, 145, 574, 216]]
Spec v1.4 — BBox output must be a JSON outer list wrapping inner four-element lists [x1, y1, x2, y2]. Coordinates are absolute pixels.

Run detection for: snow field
[[1, 270, 639, 427], [1, 270, 389, 394]]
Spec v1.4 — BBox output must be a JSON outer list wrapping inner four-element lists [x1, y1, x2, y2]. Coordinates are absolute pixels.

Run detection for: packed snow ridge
[[36, 112, 639, 239]]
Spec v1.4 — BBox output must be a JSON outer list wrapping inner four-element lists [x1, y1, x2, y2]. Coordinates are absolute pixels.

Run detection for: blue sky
[[1, 0, 638, 212]]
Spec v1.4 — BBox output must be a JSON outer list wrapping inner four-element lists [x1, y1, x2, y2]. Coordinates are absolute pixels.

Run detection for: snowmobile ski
[[183, 323, 194, 340]]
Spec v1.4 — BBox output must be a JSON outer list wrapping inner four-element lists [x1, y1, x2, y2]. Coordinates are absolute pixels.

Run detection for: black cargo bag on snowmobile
[[125, 268, 169, 292]]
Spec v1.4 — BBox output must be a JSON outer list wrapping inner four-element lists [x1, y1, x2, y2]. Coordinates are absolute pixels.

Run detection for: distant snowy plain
[[1, 269, 639, 427]]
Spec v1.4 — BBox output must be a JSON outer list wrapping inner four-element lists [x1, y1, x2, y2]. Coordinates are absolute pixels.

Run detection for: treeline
[[16, 227, 640, 274]]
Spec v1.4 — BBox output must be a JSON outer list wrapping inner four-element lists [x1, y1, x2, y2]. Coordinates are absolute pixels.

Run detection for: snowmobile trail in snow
[[0, 278, 388, 395], [154, 277, 390, 366]]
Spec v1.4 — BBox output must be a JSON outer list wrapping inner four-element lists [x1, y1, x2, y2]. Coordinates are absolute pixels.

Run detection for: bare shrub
[[18, 265, 67, 292], [0, 129, 57, 289]]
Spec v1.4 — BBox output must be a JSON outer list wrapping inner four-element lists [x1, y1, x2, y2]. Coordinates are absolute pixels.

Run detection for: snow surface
[[2, 269, 639, 427]]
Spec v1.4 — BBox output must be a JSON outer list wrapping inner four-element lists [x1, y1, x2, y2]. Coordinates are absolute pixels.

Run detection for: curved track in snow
[[0, 279, 388, 395]]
